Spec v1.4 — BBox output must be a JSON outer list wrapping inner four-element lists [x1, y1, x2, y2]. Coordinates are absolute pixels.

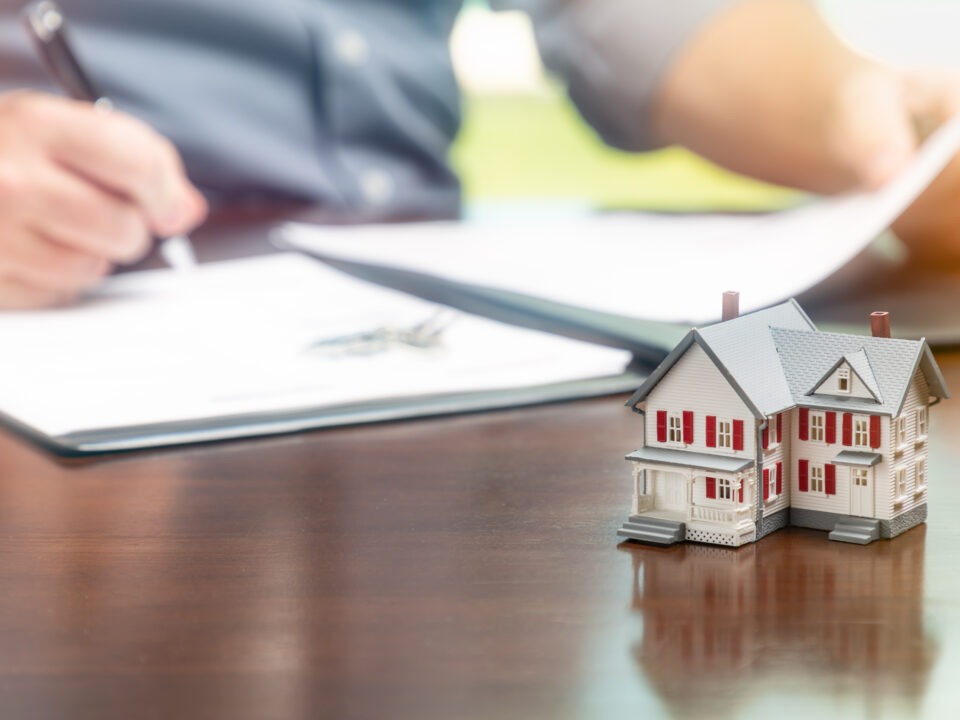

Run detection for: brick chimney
[[722, 291, 740, 322], [870, 311, 891, 338]]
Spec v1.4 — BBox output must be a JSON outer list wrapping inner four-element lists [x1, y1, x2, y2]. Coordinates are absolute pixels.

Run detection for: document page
[[0, 254, 632, 442], [281, 113, 960, 324]]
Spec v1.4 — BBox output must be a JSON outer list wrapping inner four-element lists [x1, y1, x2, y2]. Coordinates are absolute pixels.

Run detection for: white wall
[[813, 362, 876, 401], [644, 342, 755, 459], [884, 370, 931, 519]]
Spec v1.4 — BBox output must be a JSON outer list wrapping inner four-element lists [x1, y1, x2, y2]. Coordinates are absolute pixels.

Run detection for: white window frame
[[894, 466, 907, 502], [895, 415, 908, 451], [853, 416, 870, 449], [809, 412, 825, 443], [915, 407, 928, 443], [718, 477, 732, 501], [836, 367, 851, 394], [767, 468, 778, 501], [667, 412, 684, 445], [717, 418, 733, 450], [915, 458, 927, 494], [853, 468, 869, 489], [810, 463, 825, 494], [766, 415, 779, 449]]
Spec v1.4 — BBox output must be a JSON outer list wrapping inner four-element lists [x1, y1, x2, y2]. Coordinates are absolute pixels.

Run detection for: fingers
[[0, 229, 111, 296], [0, 276, 72, 311], [12, 92, 207, 237], [24, 163, 152, 264]]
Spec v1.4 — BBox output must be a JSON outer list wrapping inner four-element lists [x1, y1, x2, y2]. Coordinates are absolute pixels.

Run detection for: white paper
[[282, 113, 960, 324], [0, 254, 631, 439]]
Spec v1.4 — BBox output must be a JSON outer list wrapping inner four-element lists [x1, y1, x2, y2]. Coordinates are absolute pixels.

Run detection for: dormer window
[[836, 367, 851, 394]]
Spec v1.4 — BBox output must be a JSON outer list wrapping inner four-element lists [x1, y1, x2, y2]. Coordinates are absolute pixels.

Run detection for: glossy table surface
[[2, 350, 960, 719]]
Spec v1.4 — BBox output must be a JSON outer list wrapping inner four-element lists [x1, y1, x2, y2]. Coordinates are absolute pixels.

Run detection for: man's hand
[[0, 91, 207, 309], [652, 0, 960, 193]]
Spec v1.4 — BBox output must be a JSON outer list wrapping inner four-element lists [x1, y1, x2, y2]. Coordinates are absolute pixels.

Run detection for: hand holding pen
[[0, 2, 207, 309]]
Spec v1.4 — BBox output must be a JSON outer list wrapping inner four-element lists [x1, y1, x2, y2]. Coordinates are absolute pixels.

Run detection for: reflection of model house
[[626, 529, 932, 718], [619, 294, 949, 547]]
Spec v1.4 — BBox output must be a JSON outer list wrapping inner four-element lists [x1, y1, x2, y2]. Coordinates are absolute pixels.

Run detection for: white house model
[[619, 294, 949, 547]]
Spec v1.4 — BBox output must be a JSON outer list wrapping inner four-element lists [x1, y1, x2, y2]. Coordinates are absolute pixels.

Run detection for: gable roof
[[772, 327, 948, 415], [627, 299, 816, 418], [807, 349, 882, 402], [627, 299, 950, 418]]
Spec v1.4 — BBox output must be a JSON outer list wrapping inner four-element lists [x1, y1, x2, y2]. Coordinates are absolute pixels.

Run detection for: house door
[[850, 468, 874, 517], [653, 471, 686, 512]]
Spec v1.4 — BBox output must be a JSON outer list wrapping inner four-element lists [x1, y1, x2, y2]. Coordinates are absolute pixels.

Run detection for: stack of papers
[[281, 113, 960, 325], [0, 254, 634, 453]]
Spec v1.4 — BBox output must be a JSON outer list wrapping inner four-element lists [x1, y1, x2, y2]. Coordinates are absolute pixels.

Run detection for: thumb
[[831, 68, 917, 190], [901, 68, 960, 141]]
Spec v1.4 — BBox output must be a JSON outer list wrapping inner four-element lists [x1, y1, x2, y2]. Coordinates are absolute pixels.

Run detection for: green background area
[[450, 90, 804, 212]]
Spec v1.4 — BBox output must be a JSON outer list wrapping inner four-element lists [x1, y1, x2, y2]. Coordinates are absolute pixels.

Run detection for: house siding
[[814, 363, 875, 400], [760, 412, 791, 518], [885, 370, 931, 521], [644, 343, 754, 458], [788, 407, 891, 518]]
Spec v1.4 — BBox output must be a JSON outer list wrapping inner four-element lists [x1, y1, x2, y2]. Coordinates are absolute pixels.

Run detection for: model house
[[619, 294, 949, 547]]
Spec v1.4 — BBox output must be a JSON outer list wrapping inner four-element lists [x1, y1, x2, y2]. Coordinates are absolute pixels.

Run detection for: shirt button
[[360, 169, 395, 206], [334, 30, 370, 66]]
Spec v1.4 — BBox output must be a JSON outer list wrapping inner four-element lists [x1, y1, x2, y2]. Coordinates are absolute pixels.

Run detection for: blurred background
[[449, 0, 960, 213]]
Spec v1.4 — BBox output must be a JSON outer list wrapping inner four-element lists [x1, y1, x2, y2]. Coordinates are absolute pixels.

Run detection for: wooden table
[[2, 350, 960, 719]]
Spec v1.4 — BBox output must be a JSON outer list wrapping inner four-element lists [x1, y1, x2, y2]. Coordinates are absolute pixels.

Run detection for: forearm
[[652, 0, 905, 193]]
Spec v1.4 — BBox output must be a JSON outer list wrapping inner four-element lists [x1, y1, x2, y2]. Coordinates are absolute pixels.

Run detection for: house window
[[767, 470, 778, 500], [853, 417, 870, 449], [667, 413, 683, 444], [717, 419, 733, 449], [718, 478, 732, 501], [915, 458, 927, 492], [837, 367, 851, 394], [810, 464, 824, 493], [896, 415, 908, 449], [809, 412, 825, 442], [895, 466, 907, 500], [853, 468, 869, 488], [916, 407, 928, 441], [765, 415, 779, 448]]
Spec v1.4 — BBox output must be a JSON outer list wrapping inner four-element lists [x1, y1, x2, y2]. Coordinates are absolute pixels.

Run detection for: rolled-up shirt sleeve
[[492, 0, 738, 151]]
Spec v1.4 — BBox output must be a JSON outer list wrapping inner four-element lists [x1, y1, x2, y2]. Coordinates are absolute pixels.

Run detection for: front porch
[[624, 447, 757, 546]]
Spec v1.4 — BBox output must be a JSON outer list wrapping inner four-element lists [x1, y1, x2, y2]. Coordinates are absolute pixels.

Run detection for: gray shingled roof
[[772, 327, 947, 415], [627, 299, 950, 418]]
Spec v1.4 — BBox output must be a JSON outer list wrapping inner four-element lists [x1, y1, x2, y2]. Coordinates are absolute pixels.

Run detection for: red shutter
[[842, 413, 853, 446], [798, 460, 809, 492], [825, 411, 836, 444], [825, 464, 836, 495], [776, 413, 782, 443], [776, 462, 783, 495], [706, 416, 717, 448], [733, 420, 744, 451], [657, 411, 667, 443], [706, 476, 716, 499], [762, 425, 769, 450], [683, 411, 694, 445], [870, 415, 881, 449], [799, 408, 809, 440], [763, 469, 770, 501], [738, 479, 744, 503]]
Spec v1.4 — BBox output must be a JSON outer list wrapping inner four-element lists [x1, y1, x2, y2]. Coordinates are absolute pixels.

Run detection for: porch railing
[[690, 504, 753, 526]]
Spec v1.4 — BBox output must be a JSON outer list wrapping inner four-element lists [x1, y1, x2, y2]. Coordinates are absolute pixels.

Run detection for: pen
[[20, 1, 199, 272]]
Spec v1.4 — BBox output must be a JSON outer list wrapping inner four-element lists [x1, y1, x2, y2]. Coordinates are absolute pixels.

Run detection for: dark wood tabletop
[[2, 348, 959, 719]]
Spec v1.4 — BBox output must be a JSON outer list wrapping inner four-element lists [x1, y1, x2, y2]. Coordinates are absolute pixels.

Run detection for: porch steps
[[828, 516, 881, 545], [617, 515, 685, 546]]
